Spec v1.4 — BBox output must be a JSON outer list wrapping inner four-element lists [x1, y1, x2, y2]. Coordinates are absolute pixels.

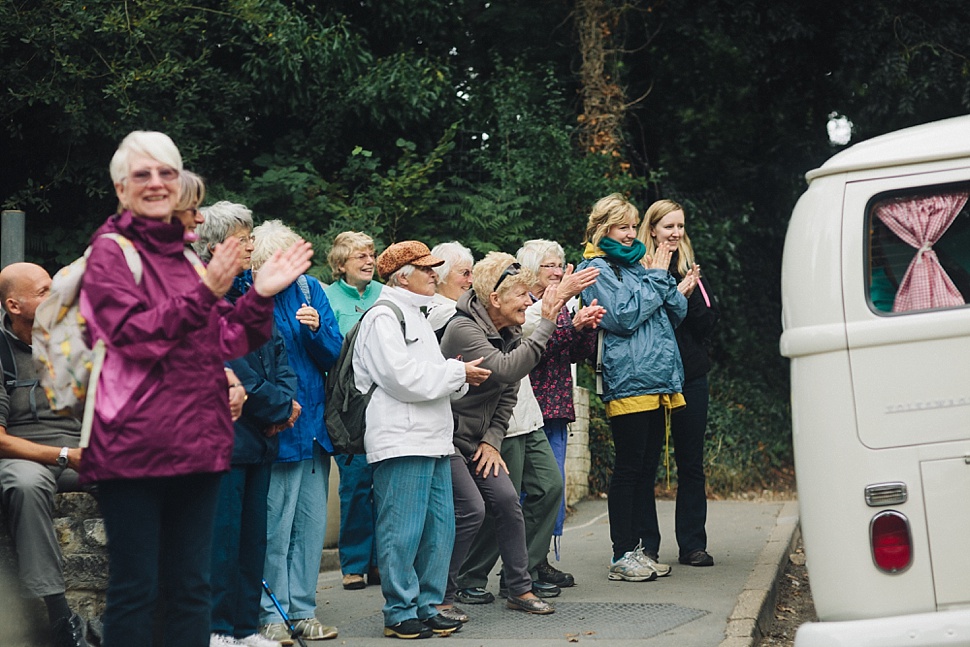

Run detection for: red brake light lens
[[870, 511, 912, 573]]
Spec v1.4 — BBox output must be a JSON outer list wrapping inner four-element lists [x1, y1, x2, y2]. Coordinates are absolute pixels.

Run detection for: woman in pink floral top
[[517, 240, 603, 576]]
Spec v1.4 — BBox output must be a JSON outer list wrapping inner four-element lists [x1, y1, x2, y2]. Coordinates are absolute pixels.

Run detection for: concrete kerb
[[720, 500, 800, 647]]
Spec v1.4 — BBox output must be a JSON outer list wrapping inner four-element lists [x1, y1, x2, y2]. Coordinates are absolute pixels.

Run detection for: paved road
[[311, 497, 799, 647]]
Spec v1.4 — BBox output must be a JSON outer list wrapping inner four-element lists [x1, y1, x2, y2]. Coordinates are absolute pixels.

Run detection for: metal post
[[1, 210, 26, 269]]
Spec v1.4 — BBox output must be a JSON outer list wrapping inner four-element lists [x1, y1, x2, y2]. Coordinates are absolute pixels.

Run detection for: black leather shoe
[[455, 587, 495, 604], [51, 613, 88, 647], [679, 549, 715, 566], [383, 618, 433, 639], [422, 614, 462, 635], [536, 558, 576, 587], [499, 579, 561, 599]]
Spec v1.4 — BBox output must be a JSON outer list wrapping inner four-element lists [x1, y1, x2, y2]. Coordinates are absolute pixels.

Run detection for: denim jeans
[[372, 456, 454, 626], [336, 454, 377, 575], [542, 419, 570, 538], [97, 473, 222, 647], [210, 463, 272, 638], [260, 444, 330, 624]]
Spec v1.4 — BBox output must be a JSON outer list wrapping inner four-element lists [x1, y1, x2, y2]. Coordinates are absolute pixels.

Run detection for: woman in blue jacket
[[576, 194, 691, 583], [251, 220, 344, 643]]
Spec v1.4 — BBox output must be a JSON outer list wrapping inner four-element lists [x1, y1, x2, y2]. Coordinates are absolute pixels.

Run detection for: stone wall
[[565, 386, 591, 506], [0, 492, 107, 646]]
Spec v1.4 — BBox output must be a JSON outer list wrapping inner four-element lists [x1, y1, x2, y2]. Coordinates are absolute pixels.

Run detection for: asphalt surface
[[309, 496, 799, 647]]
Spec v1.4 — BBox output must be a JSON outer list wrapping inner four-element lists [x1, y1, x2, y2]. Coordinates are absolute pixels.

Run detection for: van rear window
[[868, 185, 970, 313]]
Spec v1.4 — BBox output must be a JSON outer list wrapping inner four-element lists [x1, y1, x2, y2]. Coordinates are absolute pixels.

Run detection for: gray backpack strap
[[296, 275, 312, 304]]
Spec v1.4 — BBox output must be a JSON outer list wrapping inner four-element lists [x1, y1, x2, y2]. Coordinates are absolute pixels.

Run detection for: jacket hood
[[456, 289, 523, 340]]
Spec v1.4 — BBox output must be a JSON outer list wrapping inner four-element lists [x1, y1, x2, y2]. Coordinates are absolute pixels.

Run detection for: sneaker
[[383, 618, 433, 639], [259, 624, 293, 645], [51, 613, 88, 647], [608, 551, 658, 582], [210, 634, 243, 647], [536, 558, 576, 587], [238, 633, 282, 647], [293, 617, 338, 640], [634, 545, 672, 577], [342, 573, 366, 590], [422, 614, 462, 635], [455, 587, 495, 604], [679, 549, 715, 567]]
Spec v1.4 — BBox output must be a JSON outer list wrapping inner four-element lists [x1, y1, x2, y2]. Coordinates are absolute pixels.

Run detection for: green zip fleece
[[439, 289, 555, 458]]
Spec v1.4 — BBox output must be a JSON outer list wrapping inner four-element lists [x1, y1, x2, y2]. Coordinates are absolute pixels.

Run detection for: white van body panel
[[781, 115, 970, 646]]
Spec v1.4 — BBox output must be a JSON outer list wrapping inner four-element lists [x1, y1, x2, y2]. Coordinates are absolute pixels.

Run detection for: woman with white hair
[[195, 202, 302, 647], [79, 131, 311, 647], [250, 220, 343, 642], [425, 241, 474, 332]]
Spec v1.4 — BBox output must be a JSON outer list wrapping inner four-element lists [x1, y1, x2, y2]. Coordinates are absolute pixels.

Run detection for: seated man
[[0, 262, 87, 647]]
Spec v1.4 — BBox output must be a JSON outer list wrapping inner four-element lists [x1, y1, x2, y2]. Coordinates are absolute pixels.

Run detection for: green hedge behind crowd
[[4, 1, 969, 494]]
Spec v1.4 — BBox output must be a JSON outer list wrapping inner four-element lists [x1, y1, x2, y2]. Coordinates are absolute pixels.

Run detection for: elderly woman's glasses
[[350, 252, 376, 262], [129, 167, 179, 185], [493, 262, 522, 292], [539, 262, 565, 270]]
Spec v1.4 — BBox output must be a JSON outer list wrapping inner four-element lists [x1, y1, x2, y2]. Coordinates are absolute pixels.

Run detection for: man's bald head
[[0, 263, 52, 333]]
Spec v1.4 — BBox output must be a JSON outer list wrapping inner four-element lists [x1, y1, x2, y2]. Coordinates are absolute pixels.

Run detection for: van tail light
[[870, 511, 912, 573]]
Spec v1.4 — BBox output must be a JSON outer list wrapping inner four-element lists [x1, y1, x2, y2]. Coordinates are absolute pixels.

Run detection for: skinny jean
[[457, 430, 562, 588], [446, 452, 531, 603], [663, 375, 709, 558], [97, 473, 222, 647], [372, 455, 454, 626], [259, 444, 330, 624]]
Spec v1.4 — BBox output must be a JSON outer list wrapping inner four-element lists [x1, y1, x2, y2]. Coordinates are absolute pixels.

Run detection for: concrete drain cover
[[340, 602, 708, 639]]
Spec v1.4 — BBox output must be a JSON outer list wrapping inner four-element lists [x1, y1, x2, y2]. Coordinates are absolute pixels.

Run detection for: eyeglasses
[[538, 262, 565, 271], [128, 167, 179, 185], [493, 262, 521, 292], [235, 234, 255, 245], [350, 252, 376, 262]]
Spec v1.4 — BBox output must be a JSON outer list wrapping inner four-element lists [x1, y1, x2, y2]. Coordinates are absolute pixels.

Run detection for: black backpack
[[325, 300, 406, 457]]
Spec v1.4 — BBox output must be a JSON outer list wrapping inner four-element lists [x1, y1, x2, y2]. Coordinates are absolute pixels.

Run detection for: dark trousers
[[608, 407, 666, 560], [669, 375, 709, 558], [210, 463, 272, 638], [98, 473, 222, 647]]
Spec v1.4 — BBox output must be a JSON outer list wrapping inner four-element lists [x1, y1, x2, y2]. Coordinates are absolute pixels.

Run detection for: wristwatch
[[57, 447, 70, 468]]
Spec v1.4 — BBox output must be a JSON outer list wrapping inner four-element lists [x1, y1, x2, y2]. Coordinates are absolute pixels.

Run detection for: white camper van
[[780, 115, 970, 646]]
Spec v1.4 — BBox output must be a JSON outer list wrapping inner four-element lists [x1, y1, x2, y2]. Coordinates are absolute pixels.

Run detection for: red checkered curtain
[[876, 192, 969, 312]]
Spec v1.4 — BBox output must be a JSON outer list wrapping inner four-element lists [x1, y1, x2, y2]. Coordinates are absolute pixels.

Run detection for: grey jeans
[[445, 452, 531, 603], [0, 458, 81, 597]]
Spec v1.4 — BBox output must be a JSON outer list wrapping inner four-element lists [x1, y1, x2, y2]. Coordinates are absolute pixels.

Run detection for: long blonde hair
[[638, 199, 695, 276]]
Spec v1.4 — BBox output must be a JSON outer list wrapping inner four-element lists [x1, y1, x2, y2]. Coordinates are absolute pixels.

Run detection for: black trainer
[[536, 558, 576, 587], [422, 614, 462, 635], [383, 618, 433, 639], [679, 549, 715, 567], [499, 578, 561, 599], [51, 613, 88, 647], [455, 587, 495, 604]]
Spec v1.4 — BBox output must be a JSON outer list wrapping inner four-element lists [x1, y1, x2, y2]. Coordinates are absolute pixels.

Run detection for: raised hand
[[463, 357, 491, 386], [557, 264, 600, 300], [645, 241, 674, 271], [254, 240, 313, 298], [540, 283, 566, 322], [678, 265, 700, 297], [203, 237, 242, 298]]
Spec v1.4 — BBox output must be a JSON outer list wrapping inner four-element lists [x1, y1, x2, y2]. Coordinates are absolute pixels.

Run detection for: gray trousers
[[457, 430, 562, 589], [446, 452, 531, 603], [0, 458, 81, 597]]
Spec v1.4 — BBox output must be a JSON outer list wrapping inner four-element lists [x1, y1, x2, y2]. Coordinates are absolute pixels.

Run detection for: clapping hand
[[203, 237, 242, 298], [573, 299, 606, 330], [557, 264, 599, 300], [539, 283, 566, 322], [678, 265, 700, 297], [254, 241, 314, 298]]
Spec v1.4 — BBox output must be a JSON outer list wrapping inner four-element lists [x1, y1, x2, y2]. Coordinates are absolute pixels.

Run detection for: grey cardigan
[[439, 290, 555, 458]]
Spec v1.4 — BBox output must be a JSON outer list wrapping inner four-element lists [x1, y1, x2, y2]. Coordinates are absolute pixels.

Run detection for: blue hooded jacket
[[271, 275, 343, 460], [577, 253, 688, 402]]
